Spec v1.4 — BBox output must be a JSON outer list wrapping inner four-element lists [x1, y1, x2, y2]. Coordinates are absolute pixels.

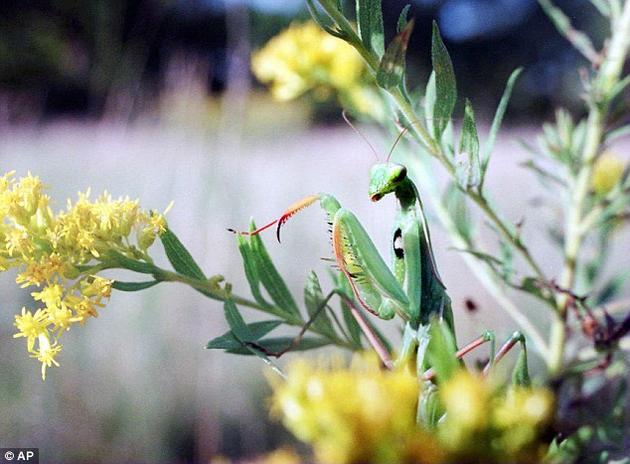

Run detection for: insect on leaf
[[431, 21, 457, 140], [357, 0, 385, 57], [376, 19, 415, 90], [206, 320, 283, 350], [160, 228, 206, 280]]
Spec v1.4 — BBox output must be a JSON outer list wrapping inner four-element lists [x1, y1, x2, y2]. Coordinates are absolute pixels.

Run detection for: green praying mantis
[[230, 121, 530, 384]]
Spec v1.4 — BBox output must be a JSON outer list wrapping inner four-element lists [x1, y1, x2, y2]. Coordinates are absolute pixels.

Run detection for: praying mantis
[[230, 124, 529, 382]]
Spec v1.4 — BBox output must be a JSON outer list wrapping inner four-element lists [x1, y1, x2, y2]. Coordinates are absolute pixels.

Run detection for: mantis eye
[[370, 193, 383, 202], [393, 166, 407, 182]]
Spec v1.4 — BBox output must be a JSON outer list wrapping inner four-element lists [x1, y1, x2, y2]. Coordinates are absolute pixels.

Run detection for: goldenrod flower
[[251, 21, 383, 117], [270, 353, 442, 464], [438, 369, 553, 461], [591, 153, 625, 195], [1, 172, 168, 379], [13, 308, 48, 351]]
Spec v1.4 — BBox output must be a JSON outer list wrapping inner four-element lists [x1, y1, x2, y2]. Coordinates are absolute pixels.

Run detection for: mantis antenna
[[341, 110, 380, 161], [386, 127, 409, 162]]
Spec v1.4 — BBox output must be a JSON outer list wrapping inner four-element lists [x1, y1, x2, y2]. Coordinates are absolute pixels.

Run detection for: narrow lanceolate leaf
[[112, 280, 160, 292], [105, 250, 159, 274], [224, 299, 254, 342], [376, 19, 415, 89], [306, 0, 347, 39], [397, 4, 411, 33], [357, 0, 385, 57], [160, 228, 206, 280], [304, 271, 336, 337], [249, 221, 301, 318], [236, 234, 273, 309], [481, 68, 523, 174], [431, 21, 457, 140], [512, 343, 531, 386], [226, 337, 330, 355], [456, 99, 481, 189], [206, 320, 283, 350]]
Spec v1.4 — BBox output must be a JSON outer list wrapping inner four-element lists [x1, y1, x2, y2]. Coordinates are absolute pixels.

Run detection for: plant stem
[[547, 0, 630, 375], [152, 268, 353, 349]]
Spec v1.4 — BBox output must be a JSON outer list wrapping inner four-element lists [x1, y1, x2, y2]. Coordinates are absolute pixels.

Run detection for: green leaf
[[425, 319, 459, 382], [335, 271, 363, 348], [249, 221, 301, 318], [236, 234, 273, 309], [481, 68, 522, 174], [226, 336, 330, 355], [206, 320, 283, 350], [376, 19, 415, 90], [424, 72, 437, 135], [443, 182, 472, 242], [594, 271, 630, 305], [304, 271, 336, 337], [456, 99, 481, 189], [306, 0, 347, 39], [224, 299, 254, 342], [160, 228, 206, 280], [397, 4, 411, 33], [356, 0, 385, 57], [519, 276, 556, 307], [112, 280, 160, 292], [431, 21, 457, 140], [511, 342, 531, 386], [105, 250, 159, 274]]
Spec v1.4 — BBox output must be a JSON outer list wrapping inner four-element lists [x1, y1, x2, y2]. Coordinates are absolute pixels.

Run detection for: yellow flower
[[30, 334, 61, 381], [0, 171, 169, 379], [437, 370, 553, 461], [252, 21, 366, 102], [440, 370, 489, 431], [592, 153, 625, 195], [270, 353, 442, 464], [13, 308, 48, 351], [32, 284, 64, 309]]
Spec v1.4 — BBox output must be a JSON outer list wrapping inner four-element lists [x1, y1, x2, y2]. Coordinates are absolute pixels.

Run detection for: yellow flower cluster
[[270, 357, 554, 464], [439, 370, 554, 462], [591, 153, 626, 195], [1, 172, 168, 379], [251, 21, 384, 118], [270, 354, 442, 464]]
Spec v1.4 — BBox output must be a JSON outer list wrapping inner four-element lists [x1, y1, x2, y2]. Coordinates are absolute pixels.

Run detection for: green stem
[[151, 268, 353, 349], [547, 0, 630, 375]]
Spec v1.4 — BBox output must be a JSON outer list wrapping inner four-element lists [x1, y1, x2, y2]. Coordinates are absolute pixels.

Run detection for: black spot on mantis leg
[[393, 228, 404, 259]]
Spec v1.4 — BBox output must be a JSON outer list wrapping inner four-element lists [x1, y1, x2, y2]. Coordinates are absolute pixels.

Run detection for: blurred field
[[0, 96, 629, 463]]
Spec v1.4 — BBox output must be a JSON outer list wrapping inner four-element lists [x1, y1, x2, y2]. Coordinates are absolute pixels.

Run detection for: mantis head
[[368, 163, 407, 202]]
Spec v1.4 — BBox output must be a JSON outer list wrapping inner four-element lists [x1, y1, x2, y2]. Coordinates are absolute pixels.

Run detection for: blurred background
[[0, 0, 625, 463]]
